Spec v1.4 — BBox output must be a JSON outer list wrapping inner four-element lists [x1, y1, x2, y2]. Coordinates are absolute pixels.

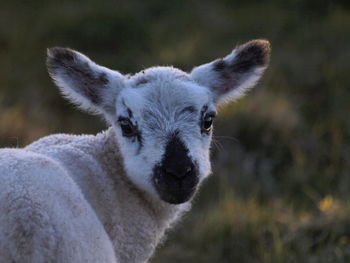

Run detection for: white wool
[[0, 129, 188, 263]]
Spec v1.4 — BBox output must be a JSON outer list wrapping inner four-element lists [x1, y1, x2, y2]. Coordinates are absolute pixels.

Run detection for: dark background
[[1, 0, 350, 262]]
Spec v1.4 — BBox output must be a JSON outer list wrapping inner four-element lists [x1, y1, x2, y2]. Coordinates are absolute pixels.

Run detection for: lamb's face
[[114, 68, 214, 204], [47, 39, 270, 205]]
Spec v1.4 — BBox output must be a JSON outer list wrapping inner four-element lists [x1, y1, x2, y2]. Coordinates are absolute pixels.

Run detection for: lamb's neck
[[90, 127, 190, 237]]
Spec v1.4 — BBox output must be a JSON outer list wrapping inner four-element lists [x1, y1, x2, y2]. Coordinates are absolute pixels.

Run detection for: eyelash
[[201, 112, 216, 134], [118, 117, 139, 137]]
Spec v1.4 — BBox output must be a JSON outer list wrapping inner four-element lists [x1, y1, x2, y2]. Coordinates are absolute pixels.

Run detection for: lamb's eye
[[201, 113, 215, 133], [118, 118, 138, 137]]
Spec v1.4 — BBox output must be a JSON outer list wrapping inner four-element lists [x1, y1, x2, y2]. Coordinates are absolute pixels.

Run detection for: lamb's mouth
[[152, 173, 199, 204]]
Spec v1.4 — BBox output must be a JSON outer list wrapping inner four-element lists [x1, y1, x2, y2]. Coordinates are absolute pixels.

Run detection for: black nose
[[164, 164, 194, 180], [153, 133, 199, 204]]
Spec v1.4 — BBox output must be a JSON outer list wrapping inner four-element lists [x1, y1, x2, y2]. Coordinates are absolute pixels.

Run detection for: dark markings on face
[[136, 130, 143, 154], [199, 105, 206, 128], [152, 131, 199, 204], [120, 119, 143, 154], [212, 40, 270, 94], [118, 103, 143, 154], [178, 106, 196, 115], [47, 47, 108, 105], [174, 105, 197, 122], [199, 105, 216, 135], [136, 77, 149, 86], [161, 130, 193, 176], [200, 105, 209, 125], [127, 107, 133, 118], [121, 99, 126, 107], [201, 105, 208, 113]]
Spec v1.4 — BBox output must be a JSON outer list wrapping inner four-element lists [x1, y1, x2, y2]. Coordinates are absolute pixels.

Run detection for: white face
[[113, 68, 215, 203], [47, 39, 270, 204]]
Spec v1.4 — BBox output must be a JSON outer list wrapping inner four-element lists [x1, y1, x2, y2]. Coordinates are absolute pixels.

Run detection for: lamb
[[0, 39, 270, 263]]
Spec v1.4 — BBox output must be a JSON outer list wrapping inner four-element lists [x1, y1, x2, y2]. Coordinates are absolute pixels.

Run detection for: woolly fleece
[[0, 128, 188, 263]]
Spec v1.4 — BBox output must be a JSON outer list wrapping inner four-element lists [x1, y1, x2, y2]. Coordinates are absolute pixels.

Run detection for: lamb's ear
[[190, 39, 270, 104], [47, 47, 125, 117]]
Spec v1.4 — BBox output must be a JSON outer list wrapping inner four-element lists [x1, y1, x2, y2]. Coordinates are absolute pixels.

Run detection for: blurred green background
[[1, 0, 350, 262]]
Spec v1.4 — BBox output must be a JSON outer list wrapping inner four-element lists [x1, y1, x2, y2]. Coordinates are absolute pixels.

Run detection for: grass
[[153, 193, 350, 263]]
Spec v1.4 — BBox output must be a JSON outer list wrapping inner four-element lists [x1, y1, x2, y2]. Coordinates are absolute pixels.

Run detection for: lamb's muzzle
[[152, 132, 199, 204]]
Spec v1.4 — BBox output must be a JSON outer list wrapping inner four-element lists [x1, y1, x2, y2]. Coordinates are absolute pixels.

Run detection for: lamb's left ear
[[47, 47, 125, 117], [190, 39, 270, 104]]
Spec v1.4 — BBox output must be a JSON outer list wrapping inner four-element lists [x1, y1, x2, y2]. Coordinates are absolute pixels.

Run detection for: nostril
[[164, 164, 194, 180], [185, 165, 193, 176], [164, 168, 179, 178]]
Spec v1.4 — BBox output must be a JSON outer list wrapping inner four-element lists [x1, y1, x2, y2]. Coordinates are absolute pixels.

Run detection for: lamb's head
[[47, 40, 270, 204]]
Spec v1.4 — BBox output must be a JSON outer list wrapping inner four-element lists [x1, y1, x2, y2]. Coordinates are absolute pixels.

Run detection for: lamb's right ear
[[47, 47, 125, 117]]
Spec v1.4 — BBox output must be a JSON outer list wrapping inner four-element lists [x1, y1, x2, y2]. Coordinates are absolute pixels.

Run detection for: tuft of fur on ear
[[47, 47, 125, 117], [190, 39, 271, 104]]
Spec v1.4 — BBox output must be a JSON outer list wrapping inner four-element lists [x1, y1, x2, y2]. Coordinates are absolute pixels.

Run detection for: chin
[[156, 186, 197, 204]]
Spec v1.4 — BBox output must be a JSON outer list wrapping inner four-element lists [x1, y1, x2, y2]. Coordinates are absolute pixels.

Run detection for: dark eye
[[118, 117, 138, 137], [201, 113, 215, 133]]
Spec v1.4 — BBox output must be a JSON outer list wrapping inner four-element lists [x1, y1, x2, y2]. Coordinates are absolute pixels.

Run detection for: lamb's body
[[0, 128, 186, 263], [0, 40, 270, 262]]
